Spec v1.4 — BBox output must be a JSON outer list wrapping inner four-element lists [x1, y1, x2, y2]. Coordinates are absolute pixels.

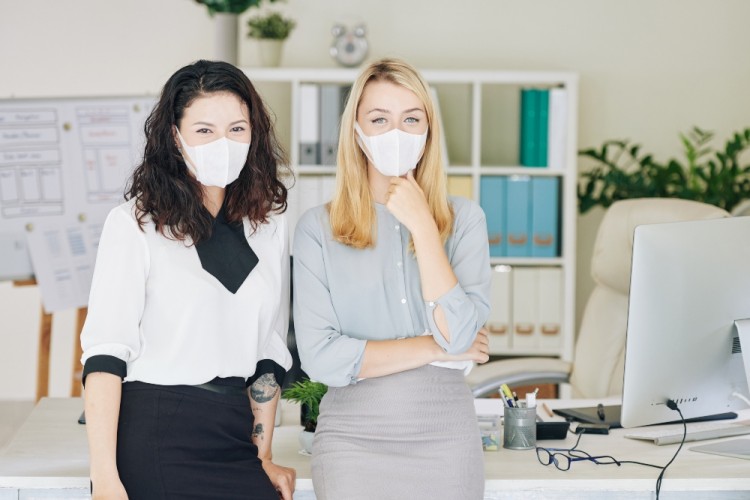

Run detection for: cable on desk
[[652, 399, 687, 500]]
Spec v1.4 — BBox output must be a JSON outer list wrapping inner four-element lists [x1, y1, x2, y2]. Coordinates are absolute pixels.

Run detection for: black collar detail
[[195, 208, 259, 294]]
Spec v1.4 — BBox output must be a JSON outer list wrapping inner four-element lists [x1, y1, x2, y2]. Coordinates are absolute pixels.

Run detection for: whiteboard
[[0, 96, 156, 281]]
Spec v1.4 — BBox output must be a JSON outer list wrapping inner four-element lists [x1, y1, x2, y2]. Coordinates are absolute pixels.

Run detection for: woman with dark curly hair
[[80, 60, 295, 500]]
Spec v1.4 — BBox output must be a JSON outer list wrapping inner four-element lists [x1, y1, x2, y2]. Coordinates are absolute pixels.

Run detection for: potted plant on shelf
[[577, 127, 750, 214], [246, 9, 296, 67], [281, 378, 327, 454], [193, 0, 293, 65]]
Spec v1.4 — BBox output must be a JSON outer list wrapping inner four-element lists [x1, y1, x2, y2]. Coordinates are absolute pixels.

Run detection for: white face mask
[[176, 129, 250, 187], [354, 122, 427, 177]]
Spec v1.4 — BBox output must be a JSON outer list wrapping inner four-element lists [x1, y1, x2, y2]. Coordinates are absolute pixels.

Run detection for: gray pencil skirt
[[311, 365, 484, 500]]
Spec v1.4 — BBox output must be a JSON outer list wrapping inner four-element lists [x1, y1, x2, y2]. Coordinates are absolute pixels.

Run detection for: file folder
[[299, 83, 320, 165], [480, 176, 507, 257], [506, 175, 531, 257], [531, 177, 560, 257]]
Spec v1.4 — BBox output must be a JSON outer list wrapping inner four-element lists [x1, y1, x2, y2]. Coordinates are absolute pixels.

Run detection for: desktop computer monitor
[[620, 215, 750, 428]]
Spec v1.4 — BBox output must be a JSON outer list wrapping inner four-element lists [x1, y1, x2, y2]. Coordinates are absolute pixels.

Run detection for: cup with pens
[[501, 384, 538, 450]]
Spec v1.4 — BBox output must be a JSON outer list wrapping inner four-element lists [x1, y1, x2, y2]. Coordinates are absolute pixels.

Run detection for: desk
[[1, 398, 749, 499]]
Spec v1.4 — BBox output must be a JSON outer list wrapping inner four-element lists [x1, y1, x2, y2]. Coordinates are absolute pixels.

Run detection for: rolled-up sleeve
[[292, 209, 367, 387], [425, 200, 491, 354], [250, 214, 294, 388], [80, 205, 148, 383]]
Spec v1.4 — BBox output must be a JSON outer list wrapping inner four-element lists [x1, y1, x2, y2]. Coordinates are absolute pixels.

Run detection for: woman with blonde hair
[[293, 58, 491, 499]]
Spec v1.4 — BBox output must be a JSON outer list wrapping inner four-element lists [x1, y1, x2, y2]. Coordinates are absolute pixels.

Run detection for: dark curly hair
[[126, 59, 290, 243]]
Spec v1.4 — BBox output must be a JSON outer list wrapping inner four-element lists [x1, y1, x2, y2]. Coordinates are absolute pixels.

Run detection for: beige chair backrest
[[569, 198, 729, 398]]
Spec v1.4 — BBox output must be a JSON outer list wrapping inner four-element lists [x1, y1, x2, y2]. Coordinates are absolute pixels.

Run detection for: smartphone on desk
[[575, 423, 610, 435]]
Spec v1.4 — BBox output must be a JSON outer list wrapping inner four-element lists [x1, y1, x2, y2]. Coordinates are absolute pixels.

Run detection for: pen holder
[[503, 406, 537, 450]]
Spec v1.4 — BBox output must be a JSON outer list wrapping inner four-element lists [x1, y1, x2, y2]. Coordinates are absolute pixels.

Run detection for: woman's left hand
[[261, 459, 296, 500], [385, 170, 436, 235]]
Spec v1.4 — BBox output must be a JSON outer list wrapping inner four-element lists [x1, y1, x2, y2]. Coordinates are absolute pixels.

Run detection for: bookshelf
[[244, 67, 578, 366]]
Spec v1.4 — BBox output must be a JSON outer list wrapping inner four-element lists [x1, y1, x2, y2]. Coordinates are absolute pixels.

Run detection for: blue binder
[[506, 176, 532, 257], [531, 177, 560, 257], [480, 176, 507, 257]]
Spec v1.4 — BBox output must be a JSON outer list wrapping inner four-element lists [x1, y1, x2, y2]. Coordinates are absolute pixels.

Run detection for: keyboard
[[624, 419, 750, 446]]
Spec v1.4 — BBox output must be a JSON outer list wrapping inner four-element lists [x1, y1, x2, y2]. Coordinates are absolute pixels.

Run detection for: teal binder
[[519, 89, 539, 167], [531, 177, 560, 257], [536, 89, 550, 167], [480, 176, 507, 257], [506, 175, 532, 257]]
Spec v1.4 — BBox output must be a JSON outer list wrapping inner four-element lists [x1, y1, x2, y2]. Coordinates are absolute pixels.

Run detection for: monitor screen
[[621, 216, 750, 428]]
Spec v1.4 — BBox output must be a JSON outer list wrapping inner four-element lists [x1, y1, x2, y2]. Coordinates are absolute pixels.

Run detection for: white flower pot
[[214, 13, 239, 64], [257, 39, 285, 67], [298, 429, 314, 454]]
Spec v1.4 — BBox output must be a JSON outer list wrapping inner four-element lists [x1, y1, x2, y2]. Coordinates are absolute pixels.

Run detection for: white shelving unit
[[244, 67, 578, 369]]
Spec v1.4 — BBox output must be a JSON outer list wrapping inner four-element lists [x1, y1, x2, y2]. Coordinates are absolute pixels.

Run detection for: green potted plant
[[578, 127, 750, 214], [194, 0, 261, 15], [281, 378, 327, 454], [246, 9, 296, 67]]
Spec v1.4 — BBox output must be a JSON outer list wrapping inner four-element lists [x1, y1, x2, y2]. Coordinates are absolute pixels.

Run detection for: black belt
[[192, 381, 247, 396]]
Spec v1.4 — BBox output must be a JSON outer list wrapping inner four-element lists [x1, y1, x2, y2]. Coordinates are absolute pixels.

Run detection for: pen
[[542, 402, 554, 419], [498, 389, 513, 408], [500, 384, 515, 408], [597, 403, 606, 421]]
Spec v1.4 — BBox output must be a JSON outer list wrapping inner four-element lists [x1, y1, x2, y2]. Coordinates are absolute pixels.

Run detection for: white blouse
[[80, 199, 292, 386]]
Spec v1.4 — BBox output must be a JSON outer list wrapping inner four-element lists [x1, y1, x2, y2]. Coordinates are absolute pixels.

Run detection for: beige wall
[[1, 0, 749, 399]]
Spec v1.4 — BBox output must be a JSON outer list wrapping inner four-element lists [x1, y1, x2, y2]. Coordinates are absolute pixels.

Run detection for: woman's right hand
[[435, 328, 490, 364], [91, 479, 129, 500]]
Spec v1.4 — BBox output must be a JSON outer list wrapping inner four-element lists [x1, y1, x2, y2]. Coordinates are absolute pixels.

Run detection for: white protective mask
[[176, 129, 250, 187], [354, 122, 427, 177]]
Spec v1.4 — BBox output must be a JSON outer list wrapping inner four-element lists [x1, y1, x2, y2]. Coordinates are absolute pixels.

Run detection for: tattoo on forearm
[[250, 373, 279, 403], [252, 423, 264, 441]]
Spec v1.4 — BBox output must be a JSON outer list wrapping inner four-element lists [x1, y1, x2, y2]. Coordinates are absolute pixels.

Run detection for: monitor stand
[[734, 319, 750, 395]]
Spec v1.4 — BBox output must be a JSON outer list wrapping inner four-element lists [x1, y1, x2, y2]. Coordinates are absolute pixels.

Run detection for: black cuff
[[82, 355, 126, 387], [247, 359, 286, 388]]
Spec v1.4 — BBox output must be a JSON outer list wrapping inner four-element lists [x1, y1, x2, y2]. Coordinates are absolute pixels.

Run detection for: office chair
[[467, 198, 730, 398]]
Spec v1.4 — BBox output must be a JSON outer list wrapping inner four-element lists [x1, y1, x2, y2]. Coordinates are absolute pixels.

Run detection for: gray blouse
[[292, 196, 491, 387]]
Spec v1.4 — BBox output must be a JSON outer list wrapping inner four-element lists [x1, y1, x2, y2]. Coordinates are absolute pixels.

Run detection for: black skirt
[[115, 378, 278, 500]]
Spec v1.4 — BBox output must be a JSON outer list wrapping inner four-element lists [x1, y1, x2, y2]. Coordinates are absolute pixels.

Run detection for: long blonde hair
[[328, 58, 453, 249]]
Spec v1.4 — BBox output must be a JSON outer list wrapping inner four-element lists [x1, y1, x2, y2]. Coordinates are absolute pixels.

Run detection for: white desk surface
[[1, 397, 750, 499]]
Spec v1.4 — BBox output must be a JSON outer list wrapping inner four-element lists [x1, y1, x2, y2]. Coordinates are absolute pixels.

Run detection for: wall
[[1, 0, 749, 399]]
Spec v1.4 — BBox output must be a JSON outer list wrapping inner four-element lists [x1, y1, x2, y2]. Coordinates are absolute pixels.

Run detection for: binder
[[319, 84, 348, 166], [519, 89, 539, 167], [299, 83, 320, 165], [537, 268, 563, 349], [536, 89, 549, 167], [531, 177, 560, 257], [505, 175, 531, 257], [486, 265, 512, 354], [547, 88, 567, 171], [512, 268, 538, 350], [480, 176, 506, 257], [447, 175, 473, 199]]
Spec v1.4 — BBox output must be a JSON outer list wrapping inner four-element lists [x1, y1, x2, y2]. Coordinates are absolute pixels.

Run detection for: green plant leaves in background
[[577, 127, 750, 214], [194, 0, 262, 15]]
